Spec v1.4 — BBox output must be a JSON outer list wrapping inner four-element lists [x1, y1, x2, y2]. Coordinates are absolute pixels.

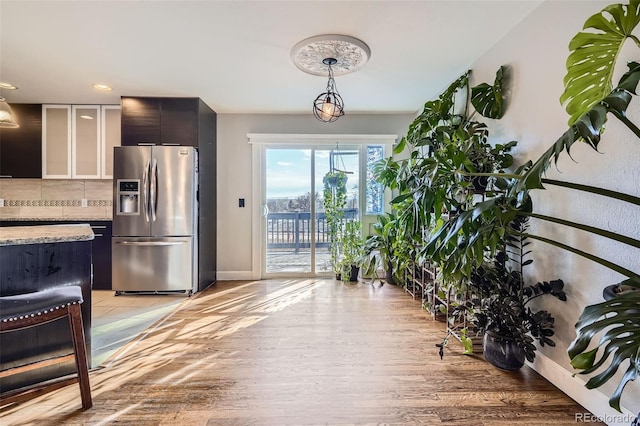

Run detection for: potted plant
[[361, 212, 398, 284], [340, 220, 365, 282], [468, 217, 567, 370], [374, 66, 517, 285], [323, 170, 348, 278]]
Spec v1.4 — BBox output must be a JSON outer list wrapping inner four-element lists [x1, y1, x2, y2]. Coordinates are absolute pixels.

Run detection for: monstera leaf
[[518, 61, 640, 191], [560, 0, 640, 125], [568, 282, 640, 412], [403, 72, 469, 149], [471, 65, 507, 119]]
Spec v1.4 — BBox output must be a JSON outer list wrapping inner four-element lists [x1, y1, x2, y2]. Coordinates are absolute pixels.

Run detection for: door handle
[[263, 204, 269, 217], [150, 158, 158, 222], [142, 160, 150, 222]]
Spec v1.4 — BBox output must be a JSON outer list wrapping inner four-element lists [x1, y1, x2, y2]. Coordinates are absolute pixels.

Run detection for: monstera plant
[[425, 0, 640, 413], [374, 66, 515, 285]]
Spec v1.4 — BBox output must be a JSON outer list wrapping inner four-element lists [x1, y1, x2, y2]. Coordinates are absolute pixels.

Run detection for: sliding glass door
[[263, 146, 360, 277]]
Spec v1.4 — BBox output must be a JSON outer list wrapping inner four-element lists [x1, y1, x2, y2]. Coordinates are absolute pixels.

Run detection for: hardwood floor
[[0, 279, 602, 425]]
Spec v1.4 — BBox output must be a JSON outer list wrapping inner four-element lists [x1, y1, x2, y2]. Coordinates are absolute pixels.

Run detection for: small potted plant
[[361, 212, 398, 284], [340, 220, 365, 282]]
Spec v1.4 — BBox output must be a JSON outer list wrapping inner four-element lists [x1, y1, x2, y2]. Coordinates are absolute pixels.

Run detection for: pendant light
[[0, 97, 19, 128], [313, 58, 344, 123], [291, 34, 370, 123]]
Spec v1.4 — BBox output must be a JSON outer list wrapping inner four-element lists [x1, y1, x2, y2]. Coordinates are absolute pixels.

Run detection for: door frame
[[248, 134, 397, 280]]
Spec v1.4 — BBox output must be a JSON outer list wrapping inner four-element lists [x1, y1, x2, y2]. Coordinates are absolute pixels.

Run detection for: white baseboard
[[216, 271, 256, 281], [529, 352, 636, 425]]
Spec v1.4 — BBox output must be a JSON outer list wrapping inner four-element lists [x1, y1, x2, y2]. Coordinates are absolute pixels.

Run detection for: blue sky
[[266, 148, 359, 199]]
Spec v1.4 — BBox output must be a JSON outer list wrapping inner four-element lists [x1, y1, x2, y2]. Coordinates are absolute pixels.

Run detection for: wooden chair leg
[[68, 304, 92, 410]]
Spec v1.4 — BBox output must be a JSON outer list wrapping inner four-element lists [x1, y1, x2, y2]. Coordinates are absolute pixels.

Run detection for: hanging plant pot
[[323, 172, 347, 188], [482, 330, 525, 371]]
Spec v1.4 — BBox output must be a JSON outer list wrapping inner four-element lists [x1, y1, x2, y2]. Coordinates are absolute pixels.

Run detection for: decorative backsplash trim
[[2, 200, 112, 207]]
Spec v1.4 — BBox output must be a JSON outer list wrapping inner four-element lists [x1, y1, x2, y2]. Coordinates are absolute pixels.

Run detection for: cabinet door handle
[[90, 225, 107, 229], [93, 233, 104, 237]]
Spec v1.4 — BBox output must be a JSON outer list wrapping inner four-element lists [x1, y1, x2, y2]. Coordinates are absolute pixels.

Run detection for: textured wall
[[469, 0, 639, 418]]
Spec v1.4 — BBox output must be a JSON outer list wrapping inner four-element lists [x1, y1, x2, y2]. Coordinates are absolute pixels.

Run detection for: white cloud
[[277, 161, 293, 166]]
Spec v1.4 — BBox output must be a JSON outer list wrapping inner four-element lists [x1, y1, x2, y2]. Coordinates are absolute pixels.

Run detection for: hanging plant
[[323, 170, 348, 276]]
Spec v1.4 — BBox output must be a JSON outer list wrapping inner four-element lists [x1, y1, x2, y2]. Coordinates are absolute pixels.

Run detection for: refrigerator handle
[[150, 158, 158, 221], [142, 159, 150, 222]]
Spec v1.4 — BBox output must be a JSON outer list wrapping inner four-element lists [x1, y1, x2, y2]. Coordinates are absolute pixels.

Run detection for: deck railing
[[267, 209, 358, 252]]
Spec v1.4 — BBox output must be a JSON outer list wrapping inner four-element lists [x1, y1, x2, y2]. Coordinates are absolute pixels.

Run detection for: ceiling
[[0, 0, 543, 115]]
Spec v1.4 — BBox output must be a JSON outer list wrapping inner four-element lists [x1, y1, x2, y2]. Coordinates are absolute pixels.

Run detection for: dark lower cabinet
[[0, 220, 113, 290], [0, 239, 92, 392], [88, 222, 113, 290]]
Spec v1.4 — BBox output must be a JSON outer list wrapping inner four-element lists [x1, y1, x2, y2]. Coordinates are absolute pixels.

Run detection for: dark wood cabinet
[[121, 97, 199, 146], [160, 98, 199, 145], [0, 237, 92, 392], [88, 221, 113, 290], [0, 220, 113, 290], [121, 96, 217, 292], [0, 103, 42, 178], [120, 97, 161, 146]]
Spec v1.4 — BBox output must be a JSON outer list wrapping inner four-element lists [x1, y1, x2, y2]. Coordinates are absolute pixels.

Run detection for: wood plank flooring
[[0, 279, 602, 425]]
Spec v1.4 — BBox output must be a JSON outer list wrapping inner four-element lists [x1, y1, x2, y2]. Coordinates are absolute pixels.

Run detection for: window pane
[[365, 145, 384, 214]]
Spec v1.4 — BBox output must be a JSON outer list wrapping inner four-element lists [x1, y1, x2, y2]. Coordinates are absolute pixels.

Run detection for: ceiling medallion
[[291, 34, 371, 76]]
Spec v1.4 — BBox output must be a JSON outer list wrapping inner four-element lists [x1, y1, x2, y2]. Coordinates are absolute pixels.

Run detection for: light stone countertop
[[0, 224, 95, 246]]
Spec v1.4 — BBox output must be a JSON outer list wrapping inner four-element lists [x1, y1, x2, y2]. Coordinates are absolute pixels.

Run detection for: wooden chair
[[0, 285, 92, 410]]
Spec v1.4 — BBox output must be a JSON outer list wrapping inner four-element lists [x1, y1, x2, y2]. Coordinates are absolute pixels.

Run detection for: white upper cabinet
[[42, 104, 121, 179], [42, 105, 72, 178], [72, 105, 101, 179]]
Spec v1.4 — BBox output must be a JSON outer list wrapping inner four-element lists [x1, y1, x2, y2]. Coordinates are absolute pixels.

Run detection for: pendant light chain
[[313, 58, 345, 123]]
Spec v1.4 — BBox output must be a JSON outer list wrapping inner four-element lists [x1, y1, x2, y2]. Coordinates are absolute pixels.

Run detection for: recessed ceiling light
[[93, 83, 112, 91], [0, 82, 18, 90], [80, 115, 95, 120]]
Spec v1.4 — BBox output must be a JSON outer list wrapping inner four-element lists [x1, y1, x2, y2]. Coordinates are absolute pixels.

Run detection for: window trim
[[247, 133, 397, 279]]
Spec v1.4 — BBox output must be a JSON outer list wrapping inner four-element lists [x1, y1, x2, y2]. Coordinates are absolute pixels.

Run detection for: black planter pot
[[385, 264, 394, 285], [603, 284, 618, 301], [483, 330, 525, 371], [472, 175, 489, 192], [348, 265, 359, 282], [603, 283, 639, 300]]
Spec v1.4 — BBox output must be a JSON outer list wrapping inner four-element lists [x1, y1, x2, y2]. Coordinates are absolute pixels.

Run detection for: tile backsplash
[[0, 179, 113, 220]]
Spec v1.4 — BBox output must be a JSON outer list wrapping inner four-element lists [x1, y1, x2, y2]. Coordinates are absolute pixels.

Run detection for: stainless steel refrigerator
[[112, 145, 198, 295]]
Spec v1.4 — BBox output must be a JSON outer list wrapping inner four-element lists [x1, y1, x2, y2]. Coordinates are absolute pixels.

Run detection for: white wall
[[216, 113, 414, 279], [470, 0, 639, 421], [215, 1, 639, 420]]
